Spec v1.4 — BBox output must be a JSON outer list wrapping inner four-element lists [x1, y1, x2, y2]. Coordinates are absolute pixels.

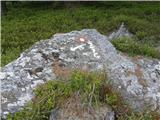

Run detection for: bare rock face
[[1, 29, 160, 118]]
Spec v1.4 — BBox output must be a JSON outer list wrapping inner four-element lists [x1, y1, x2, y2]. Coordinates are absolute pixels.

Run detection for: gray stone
[[105, 111, 115, 120], [1, 29, 160, 118], [108, 22, 132, 40]]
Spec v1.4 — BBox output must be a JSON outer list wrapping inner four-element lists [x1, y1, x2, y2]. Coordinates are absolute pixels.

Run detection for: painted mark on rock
[[88, 41, 100, 59], [70, 37, 100, 59], [70, 44, 85, 51]]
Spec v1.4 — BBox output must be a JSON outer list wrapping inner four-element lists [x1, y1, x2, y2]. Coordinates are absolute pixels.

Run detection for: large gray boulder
[[1, 29, 160, 118]]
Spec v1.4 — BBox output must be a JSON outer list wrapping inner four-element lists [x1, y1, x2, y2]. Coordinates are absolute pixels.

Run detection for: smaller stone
[[33, 53, 42, 61], [105, 111, 115, 120]]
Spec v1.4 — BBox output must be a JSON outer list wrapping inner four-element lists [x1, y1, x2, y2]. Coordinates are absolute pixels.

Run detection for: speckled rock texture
[[1, 29, 160, 118]]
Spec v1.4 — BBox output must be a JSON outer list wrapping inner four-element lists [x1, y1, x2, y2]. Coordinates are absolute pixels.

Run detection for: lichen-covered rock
[[1, 29, 160, 118], [108, 22, 132, 40]]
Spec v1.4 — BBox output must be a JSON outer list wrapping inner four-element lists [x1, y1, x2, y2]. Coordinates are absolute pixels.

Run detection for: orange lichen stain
[[52, 60, 71, 80], [125, 64, 148, 87], [132, 55, 144, 62], [135, 64, 148, 87]]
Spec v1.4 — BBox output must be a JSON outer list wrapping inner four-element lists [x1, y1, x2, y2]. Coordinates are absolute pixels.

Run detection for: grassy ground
[[6, 71, 160, 120], [1, 2, 160, 66]]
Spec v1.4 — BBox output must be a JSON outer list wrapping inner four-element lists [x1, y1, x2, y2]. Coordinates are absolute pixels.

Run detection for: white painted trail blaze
[[88, 41, 101, 59], [70, 40, 100, 59], [70, 44, 85, 51]]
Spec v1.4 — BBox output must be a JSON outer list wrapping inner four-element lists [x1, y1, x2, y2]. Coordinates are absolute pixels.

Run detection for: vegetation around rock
[[112, 37, 160, 59], [2, 2, 160, 120], [7, 71, 159, 120], [1, 2, 160, 66]]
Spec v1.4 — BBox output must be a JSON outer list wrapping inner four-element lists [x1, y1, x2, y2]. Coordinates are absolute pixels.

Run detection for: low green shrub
[[112, 37, 160, 59], [1, 2, 160, 66]]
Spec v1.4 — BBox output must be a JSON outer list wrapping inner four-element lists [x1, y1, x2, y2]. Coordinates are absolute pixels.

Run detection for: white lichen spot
[[6, 72, 14, 77], [7, 102, 17, 108], [155, 62, 160, 72], [64, 58, 74, 62], [118, 86, 122, 89], [31, 48, 38, 53], [21, 88, 25, 92], [97, 64, 103, 70], [19, 61, 26, 67], [25, 86, 30, 90], [17, 93, 32, 106], [3, 111, 9, 115], [27, 73, 33, 79], [0, 72, 7, 79], [31, 80, 44, 89], [33, 53, 42, 61]]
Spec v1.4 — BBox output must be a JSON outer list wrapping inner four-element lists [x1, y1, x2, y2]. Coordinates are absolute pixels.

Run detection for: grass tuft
[[7, 70, 159, 120]]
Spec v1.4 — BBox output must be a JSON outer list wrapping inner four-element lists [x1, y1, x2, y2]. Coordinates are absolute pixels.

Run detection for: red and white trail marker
[[79, 37, 86, 42]]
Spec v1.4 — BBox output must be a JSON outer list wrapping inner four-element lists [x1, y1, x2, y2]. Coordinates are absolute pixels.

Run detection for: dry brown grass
[[52, 60, 72, 80]]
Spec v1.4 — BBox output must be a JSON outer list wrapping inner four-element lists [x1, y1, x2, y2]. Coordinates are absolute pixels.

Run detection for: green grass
[[1, 2, 160, 66], [6, 71, 159, 120], [112, 37, 160, 59]]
